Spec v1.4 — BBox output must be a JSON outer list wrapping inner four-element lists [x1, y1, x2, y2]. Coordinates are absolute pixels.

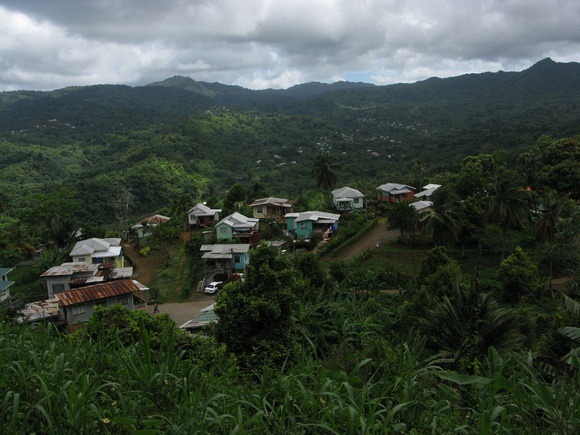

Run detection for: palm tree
[[420, 191, 462, 246], [420, 285, 521, 371], [535, 190, 568, 285], [421, 203, 462, 247], [485, 175, 530, 259], [412, 159, 427, 190], [311, 150, 340, 190]]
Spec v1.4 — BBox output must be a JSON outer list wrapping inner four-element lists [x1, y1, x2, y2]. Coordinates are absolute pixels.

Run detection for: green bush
[[139, 246, 151, 256]]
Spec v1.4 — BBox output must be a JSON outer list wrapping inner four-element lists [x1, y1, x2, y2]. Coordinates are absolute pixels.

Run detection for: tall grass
[[0, 320, 578, 433]]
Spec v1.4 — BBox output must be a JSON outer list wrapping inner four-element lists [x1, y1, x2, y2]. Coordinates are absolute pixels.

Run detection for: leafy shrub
[[139, 246, 151, 256]]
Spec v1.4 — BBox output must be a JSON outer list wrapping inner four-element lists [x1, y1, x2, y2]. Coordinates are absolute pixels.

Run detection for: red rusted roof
[[56, 280, 140, 307]]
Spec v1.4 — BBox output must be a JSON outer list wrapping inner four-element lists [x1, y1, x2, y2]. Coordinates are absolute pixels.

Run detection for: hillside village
[[9, 180, 444, 329], [0, 60, 579, 431]]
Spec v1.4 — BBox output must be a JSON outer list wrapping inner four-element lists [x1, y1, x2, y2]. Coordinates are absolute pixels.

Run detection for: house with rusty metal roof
[[16, 298, 61, 324], [69, 237, 124, 267], [131, 214, 171, 238], [41, 262, 134, 298], [55, 279, 147, 324], [249, 197, 294, 220], [0, 267, 14, 303]]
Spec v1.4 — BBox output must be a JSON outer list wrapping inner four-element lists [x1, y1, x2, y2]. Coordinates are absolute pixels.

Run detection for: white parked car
[[204, 281, 223, 294]]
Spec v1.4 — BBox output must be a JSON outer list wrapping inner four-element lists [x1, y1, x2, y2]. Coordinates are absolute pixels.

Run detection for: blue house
[[284, 211, 340, 240], [200, 244, 251, 286]]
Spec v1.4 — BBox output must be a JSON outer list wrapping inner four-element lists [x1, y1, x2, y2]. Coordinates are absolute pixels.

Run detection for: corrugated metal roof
[[217, 212, 259, 229], [70, 238, 120, 257], [249, 197, 294, 207], [332, 186, 364, 199], [41, 262, 98, 277], [294, 211, 340, 223], [56, 280, 140, 307], [0, 268, 13, 276], [16, 298, 60, 323], [376, 183, 415, 193], [111, 267, 133, 279], [200, 244, 251, 255], [188, 203, 222, 216]]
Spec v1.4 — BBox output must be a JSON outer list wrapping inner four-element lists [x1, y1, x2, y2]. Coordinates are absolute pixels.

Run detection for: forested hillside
[[0, 58, 579, 230], [1, 59, 579, 433]]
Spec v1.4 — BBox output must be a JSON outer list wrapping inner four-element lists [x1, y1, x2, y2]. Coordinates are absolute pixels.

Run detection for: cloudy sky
[[1, 0, 579, 91]]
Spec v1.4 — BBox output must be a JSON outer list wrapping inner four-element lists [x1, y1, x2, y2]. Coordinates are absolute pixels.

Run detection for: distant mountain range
[[1, 58, 579, 224], [0, 58, 577, 134]]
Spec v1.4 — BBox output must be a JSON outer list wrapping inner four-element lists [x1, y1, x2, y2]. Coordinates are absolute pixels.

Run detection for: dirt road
[[144, 293, 216, 326], [324, 220, 399, 262]]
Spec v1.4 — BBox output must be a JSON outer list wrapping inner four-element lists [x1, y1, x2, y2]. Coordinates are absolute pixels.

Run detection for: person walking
[[153, 302, 159, 314]]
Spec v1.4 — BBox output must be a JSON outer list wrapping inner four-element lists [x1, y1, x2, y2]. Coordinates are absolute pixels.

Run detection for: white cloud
[[0, 1, 579, 91]]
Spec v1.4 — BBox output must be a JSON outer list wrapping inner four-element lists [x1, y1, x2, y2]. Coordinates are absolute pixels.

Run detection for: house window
[[353, 198, 359, 204], [116, 295, 129, 305], [300, 223, 307, 230], [257, 207, 263, 213], [77, 257, 86, 262], [220, 227, 228, 234], [72, 304, 86, 316], [234, 254, 241, 263], [52, 283, 66, 293]]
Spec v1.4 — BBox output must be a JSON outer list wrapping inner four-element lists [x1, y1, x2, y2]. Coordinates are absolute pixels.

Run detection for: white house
[[188, 203, 222, 227], [415, 184, 442, 201], [332, 186, 364, 211], [70, 238, 124, 267], [410, 201, 434, 214]]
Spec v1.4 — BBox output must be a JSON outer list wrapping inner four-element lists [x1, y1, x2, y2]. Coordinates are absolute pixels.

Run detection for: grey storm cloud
[[0, 0, 579, 91]]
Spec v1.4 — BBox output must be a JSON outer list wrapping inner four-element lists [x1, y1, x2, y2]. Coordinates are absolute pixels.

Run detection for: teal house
[[200, 244, 251, 285], [284, 211, 340, 240], [215, 212, 259, 245]]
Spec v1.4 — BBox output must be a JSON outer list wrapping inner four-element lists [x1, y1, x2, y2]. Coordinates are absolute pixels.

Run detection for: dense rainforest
[[0, 57, 579, 229], [0, 58, 579, 432]]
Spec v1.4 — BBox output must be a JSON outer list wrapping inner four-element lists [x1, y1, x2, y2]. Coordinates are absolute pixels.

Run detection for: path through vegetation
[[325, 220, 399, 262]]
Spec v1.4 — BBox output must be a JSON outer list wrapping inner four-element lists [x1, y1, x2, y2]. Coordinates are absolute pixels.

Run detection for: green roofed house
[[0, 268, 14, 303]]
